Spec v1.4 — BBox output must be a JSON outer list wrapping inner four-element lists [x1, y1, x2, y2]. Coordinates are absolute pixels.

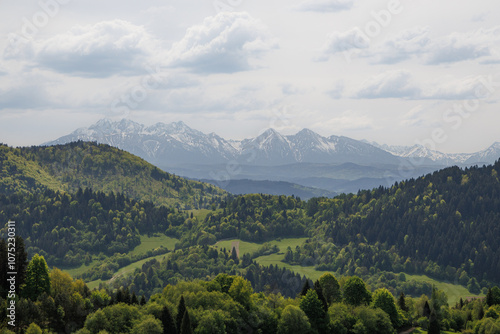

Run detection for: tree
[[25, 323, 43, 334], [131, 316, 163, 334], [486, 286, 500, 306], [228, 276, 253, 309], [300, 280, 311, 297], [230, 247, 239, 265], [300, 289, 327, 333], [398, 292, 408, 312], [343, 276, 371, 306], [313, 280, 328, 312], [372, 288, 400, 327], [428, 310, 440, 334], [176, 296, 187, 332], [423, 301, 431, 318], [161, 306, 176, 334], [318, 273, 341, 305], [277, 305, 312, 334], [179, 309, 193, 334], [24, 254, 51, 300]]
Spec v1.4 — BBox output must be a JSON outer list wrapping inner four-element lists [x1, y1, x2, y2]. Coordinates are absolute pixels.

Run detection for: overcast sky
[[1, 0, 499, 153]]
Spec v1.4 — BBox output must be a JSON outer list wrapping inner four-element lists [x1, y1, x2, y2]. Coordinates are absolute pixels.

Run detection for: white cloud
[[369, 26, 500, 65], [355, 70, 421, 99], [317, 28, 369, 61], [371, 26, 430, 64], [167, 12, 278, 73], [21, 20, 160, 77], [295, 0, 354, 12]]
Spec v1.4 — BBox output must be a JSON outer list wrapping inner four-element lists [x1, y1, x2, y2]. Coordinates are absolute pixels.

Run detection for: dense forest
[[1, 244, 500, 333]]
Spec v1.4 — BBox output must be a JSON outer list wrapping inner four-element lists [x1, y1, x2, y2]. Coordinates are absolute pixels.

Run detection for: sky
[[0, 0, 499, 153]]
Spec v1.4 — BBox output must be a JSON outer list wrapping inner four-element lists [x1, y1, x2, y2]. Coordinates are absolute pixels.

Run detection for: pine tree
[[423, 300, 431, 318], [428, 310, 440, 334], [161, 306, 176, 334], [313, 280, 328, 312], [300, 280, 311, 297], [130, 291, 138, 304], [140, 295, 147, 306], [176, 296, 187, 332], [300, 289, 327, 334], [230, 247, 239, 265], [179, 310, 193, 334], [398, 292, 408, 312], [15, 236, 28, 295]]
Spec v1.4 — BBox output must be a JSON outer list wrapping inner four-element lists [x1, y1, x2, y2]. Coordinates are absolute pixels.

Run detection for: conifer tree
[[176, 296, 187, 332], [179, 310, 193, 334], [161, 306, 176, 334]]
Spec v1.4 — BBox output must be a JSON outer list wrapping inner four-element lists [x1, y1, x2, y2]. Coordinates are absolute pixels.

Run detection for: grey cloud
[[30, 20, 160, 78], [355, 70, 421, 99], [295, 0, 354, 12]]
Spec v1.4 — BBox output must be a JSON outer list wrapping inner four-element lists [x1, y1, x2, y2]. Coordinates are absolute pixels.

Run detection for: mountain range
[[46, 119, 500, 196]]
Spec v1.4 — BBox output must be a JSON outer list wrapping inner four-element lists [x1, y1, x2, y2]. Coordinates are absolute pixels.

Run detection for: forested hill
[[301, 160, 500, 283], [0, 141, 226, 208], [182, 160, 500, 285]]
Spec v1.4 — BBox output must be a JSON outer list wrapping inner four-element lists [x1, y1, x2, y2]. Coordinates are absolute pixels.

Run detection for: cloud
[[424, 75, 498, 100], [295, 0, 354, 12], [167, 12, 278, 73], [317, 28, 370, 61], [369, 26, 500, 65], [371, 26, 430, 64], [25, 20, 160, 77], [355, 70, 421, 99]]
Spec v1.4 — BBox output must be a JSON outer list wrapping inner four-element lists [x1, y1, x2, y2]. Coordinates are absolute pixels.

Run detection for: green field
[[216, 237, 309, 256], [215, 238, 484, 303], [405, 273, 484, 305], [63, 234, 178, 282]]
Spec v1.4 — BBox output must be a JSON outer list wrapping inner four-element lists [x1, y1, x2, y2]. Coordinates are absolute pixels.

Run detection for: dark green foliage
[[313, 280, 328, 312], [398, 292, 408, 312], [423, 300, 431, 318], [486, 286, 500, 306], [300, 289, 327, 333], [179, 309, 193, 334], [300, 280, 311, 297], [343, 276, 372, 306], [161, 306, 176, 334], [428, 310, 441, 334], [176, 295, 187, 332], [318, 273, 341, 305]]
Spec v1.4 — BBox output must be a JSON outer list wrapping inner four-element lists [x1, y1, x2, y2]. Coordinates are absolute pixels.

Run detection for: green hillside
[[0, 142, 226, 208]]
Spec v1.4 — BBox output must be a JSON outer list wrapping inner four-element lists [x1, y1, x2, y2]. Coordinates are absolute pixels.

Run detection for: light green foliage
[[228, 276, 253, 309], [277, 305, 312, 334], [24, 254, 51, 300], [83, 303, 141, 334], [473, 317, 500, 334], [372, 288, 400, 327], [25, 323, 43, 334], [343, 276, 372, 306], [352, 306, 394, 334], [194, 310, 227, 334], [130, 315, 163, 334]]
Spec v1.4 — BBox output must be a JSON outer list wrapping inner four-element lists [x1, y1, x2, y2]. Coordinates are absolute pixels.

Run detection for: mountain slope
[[0, 142, 226, 208], [47, 119, 402, 166]]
